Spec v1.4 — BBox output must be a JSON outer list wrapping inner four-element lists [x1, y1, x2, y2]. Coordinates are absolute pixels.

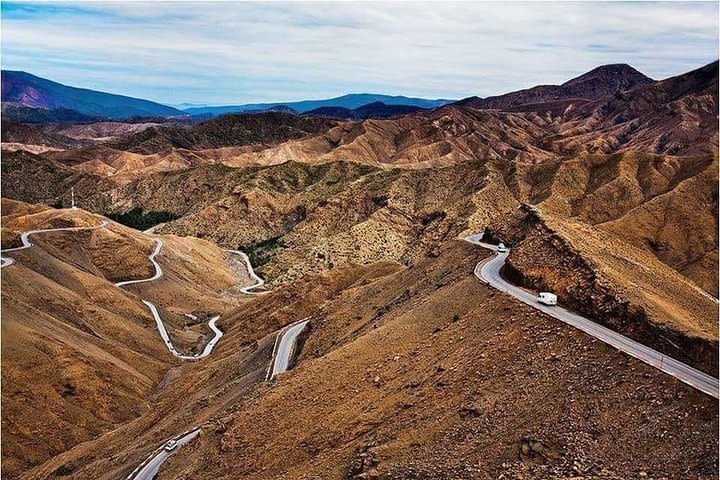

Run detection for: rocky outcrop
[[486, 205, 718, 375]]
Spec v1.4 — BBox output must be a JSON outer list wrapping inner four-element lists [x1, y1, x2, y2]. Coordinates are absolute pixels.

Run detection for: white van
[[538, 292, 557, 306], [497, 243, 508, 253], [164, 439, 178, 452]]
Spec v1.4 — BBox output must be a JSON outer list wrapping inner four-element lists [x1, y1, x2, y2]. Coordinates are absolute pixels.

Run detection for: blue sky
[[1, 1, 718, 106]]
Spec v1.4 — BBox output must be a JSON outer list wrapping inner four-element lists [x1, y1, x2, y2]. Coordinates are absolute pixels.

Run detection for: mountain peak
[[456, 63, 655, 111], [562, 63, 654, 89]]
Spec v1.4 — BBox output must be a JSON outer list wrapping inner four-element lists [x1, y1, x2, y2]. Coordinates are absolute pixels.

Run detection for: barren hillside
[[1, 60, 718, 480], [0, 200, 252, 477], [21, 242, 718, 480]]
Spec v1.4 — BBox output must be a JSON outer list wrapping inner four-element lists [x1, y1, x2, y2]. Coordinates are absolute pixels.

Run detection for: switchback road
[[225, 249, 267, 294], [128, 319, 310, 479], [113, 238, 223, 360]]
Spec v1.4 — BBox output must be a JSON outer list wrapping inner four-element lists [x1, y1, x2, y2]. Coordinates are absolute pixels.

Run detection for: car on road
[[164, 440, 178, 452], [497, 243, 508, 253], [538, 292, 557, 306]]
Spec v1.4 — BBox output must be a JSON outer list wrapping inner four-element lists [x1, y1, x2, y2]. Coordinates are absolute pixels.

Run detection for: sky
[[1, 1, 718, 106]]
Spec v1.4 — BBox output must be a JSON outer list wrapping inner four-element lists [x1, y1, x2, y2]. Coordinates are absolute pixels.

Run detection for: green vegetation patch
[[242, 235, 284, 267], [105, 207, 178, 231]]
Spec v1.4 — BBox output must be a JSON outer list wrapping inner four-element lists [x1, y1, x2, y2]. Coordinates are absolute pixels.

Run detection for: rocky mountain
[[41, 121, 170, 142], [2, 60, 718, 480], [0, 200, 252, 476], [560, 63, 655, 98], [183, 93, 454, 116], [7, 199, 717, 480], [1, 71, 185, 120], [102, 111, 336, 154], [1, 104, 103, 124], [457, 63, 654, 110]]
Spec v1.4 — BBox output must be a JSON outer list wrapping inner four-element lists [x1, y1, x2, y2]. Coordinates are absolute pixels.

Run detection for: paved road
[[1, 215, 279, 478], [128, 319, 310, 479], [224, 249, 267, 294], [465, 234, 719, 399], [142, 301, 222, 360], [115, 239, 163, 287], [125, 248, 303, 480], [0, 220, 109, 267], [114, 239, 224, 360], [125, 428, 201, 480], [269, 319, 310, 380]]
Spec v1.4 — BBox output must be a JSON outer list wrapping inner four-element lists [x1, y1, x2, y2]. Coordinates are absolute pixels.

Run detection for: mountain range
[[1, 70, 455, 121], [1, 59, 718, 480], [182, 93, 455, 116], [1, 71, 185, 120], [0, 63, 667, 126], [0, 64, 667, 124]]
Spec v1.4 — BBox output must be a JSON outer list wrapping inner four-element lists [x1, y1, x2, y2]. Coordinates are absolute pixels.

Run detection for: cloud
[[1, 1, 717, 104]]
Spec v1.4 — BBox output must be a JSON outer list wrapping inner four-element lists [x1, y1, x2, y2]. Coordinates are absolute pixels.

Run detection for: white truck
[[538, 292, 557, 306], [496, 242, 508, 253]]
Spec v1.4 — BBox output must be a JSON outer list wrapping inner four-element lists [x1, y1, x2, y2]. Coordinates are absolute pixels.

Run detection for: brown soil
[[15, 241, 718, 480], [1, 61, 717, 480], [486, 205, 718, 374], [0, 200, 251, 477]]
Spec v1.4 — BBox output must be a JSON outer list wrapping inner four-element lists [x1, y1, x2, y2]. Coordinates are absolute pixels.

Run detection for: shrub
[[105, 207, 178, 231]]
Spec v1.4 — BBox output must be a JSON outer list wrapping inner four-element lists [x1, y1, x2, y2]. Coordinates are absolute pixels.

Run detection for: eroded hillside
[[21, 241, 718, 480], [1, 60, 718, 480], [0, 200, 253, 477]]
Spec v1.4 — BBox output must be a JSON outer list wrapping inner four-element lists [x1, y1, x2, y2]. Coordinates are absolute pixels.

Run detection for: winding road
[[142, 301, 222, 360], [0, 220, 109, 267], [113, 238, 224, 360], [224, 249, 267, 294], [122, 239, 307, 480], [128, 319, 310, 480], [2, 215, 309, 478], [125, 248, 306, 480], [115, 239, 164, 287], [1, 220, 236, 360], [465, 233, 719, 399]]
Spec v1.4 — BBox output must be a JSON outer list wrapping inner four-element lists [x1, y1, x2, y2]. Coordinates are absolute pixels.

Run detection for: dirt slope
[[17, 241, 718, 480], [486, 206, 717, 374], [25, 240, 717, 480], [0, 199, 252, 477]]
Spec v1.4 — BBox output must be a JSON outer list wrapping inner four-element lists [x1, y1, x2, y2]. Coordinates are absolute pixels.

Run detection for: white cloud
[[1, 1, 717, 104]]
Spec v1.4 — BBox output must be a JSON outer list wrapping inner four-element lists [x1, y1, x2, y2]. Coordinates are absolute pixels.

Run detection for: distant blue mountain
[[303, 101, 427, 120], [184, 93, 454, 116], [0, 71, 454, 121], [1, 71, 185, 120]]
